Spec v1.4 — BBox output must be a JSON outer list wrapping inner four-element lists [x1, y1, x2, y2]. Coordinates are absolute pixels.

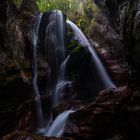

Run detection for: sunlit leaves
[[36, 0, 99, 37]]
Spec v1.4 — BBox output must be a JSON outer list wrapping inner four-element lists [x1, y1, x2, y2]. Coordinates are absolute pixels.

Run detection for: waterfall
[[45, 55, 72, 137], [44, 10, 67, 106], [31, 13, 44, 128], [32, 10, 116, 138], [66, 20, 116, 89], [53, 55, 71, 106], [45, 110, 75, 137], [59, 55, 70, 79], [45, 10, 65, 75], [35, 10, 73, 137]]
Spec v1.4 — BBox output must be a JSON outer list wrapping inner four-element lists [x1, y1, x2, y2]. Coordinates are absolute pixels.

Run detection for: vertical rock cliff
[[94, 0, 140, 86], [0, 0, 37, 136]]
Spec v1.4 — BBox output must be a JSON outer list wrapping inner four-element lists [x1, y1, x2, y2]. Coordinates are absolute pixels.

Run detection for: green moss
[[12, 0, 22, 9], [71, 45, 82, 54], [67, 40, 77, 49], [66, 26, 83, 54]]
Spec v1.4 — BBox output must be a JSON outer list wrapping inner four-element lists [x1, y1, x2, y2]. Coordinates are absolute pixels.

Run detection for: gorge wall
[[94, 0, 140, 86], [0, 0, 37, 136]]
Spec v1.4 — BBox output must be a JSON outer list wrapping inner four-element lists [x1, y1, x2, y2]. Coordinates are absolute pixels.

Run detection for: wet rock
[[53, 100, 86, 118], [16, 95, 51, 132], [2, 131, 74, 140], [63, 86, 140, 140], [66, 46, 96, 99], [66, 26, 102, 99]]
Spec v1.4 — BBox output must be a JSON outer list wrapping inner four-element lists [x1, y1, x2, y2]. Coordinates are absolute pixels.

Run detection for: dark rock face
[[90, 10, 129, 86], [0, 0, 37, 137], [66, 47, 98, 99], [63, 86, 140, 140], [94, 0, 140, 86], [15, 95, 51, 132], [2, 131, 74, 140], [4, 86, 140, 140], [0, 0, 36, 87]]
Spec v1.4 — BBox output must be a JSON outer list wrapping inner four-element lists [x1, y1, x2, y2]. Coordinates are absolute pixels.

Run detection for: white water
[[33, 11, 116, 137], [45, 110, 75, 137], [45, 10, 67, 105], [36, 11, 73, 136], [45, 10, 65, 67], [59, 55, 70, 79], [53, 55, 71, 106], [32, 13, 44, 128], [44, 55, 72, 137], [53, 80, 72, 106], [55, 10, 65, 61], [67, 20, 116, 89]]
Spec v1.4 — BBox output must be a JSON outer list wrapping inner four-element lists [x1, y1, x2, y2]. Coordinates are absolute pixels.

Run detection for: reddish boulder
[[63, 86, 140, 140]]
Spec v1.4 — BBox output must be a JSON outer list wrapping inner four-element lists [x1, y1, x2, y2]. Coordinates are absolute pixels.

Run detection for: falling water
[[32, 10, 116, 137], [45, 10, 65, 73], [36, 10, 73, 136], [44, 10, 67, 106], [53, 55, 71, 106], [59, 55, 70, 79], [44, 56, 72, 136], [31, 13, 44, 128], [45, 110, 75, 137], [67, 20, 116, 89]]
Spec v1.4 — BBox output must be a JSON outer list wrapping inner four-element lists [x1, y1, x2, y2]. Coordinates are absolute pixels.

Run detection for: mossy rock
[[12, 0, 22, 10], [70, 45, 82, 54]]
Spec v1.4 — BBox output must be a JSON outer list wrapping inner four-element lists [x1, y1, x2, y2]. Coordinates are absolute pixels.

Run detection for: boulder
[[63, 86, 140, 140]]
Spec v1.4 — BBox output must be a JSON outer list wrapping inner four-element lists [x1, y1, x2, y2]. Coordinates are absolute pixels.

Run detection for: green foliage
[[36, 0, 99, 37], [12, 0, 22, 9], [36, 0, 79, 14]]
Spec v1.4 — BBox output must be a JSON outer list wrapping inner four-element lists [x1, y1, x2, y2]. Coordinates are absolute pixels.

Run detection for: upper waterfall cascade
[[67, 20, 116, 90]]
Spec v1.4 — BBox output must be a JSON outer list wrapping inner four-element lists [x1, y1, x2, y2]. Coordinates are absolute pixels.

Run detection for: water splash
[[67, 20, 116, 89], [31, 13, 44, 128], [53, 80, 72, 106], [45, 110, 75, 137], [53, 55, 71, 106]]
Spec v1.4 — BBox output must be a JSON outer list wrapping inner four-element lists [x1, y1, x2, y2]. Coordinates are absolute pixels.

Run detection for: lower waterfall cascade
[[45, 110, 75, 137]]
